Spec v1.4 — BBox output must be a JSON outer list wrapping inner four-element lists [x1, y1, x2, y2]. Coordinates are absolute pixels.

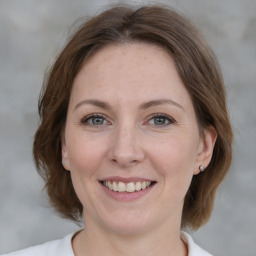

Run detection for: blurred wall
[[0, 0, 255, 255]]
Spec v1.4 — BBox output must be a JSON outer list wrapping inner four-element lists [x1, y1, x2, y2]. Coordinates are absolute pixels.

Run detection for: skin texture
[[62, 43, 217, 256]]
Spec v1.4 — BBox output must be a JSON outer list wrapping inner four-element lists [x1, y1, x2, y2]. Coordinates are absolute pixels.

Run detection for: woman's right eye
[[81, 114, 109, 126]]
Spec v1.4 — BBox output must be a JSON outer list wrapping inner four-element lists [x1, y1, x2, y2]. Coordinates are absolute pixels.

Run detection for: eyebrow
[[139, 98, 184, 111], [74, 99, 111, 111], [74, 98, 184, 111]]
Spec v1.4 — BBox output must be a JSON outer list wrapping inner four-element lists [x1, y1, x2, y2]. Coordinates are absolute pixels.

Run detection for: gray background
[[0, 0, 255, 255]]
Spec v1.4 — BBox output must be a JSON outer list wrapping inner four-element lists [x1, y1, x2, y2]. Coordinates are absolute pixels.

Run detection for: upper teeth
[[103, 181, 151, 193]]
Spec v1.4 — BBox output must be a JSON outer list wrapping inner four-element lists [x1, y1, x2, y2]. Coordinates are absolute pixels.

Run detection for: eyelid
[[80, 113, 175, 127], [145, 113, 176, 126], [81, 113, 111, 125]]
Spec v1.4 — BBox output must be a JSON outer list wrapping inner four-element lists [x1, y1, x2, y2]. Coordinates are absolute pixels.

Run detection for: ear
[[194, 125, 217, 175], [61, 133, 71, 171]]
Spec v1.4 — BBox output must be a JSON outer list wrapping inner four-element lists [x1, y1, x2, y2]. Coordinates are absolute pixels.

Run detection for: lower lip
[[100, 182, 155, 201]]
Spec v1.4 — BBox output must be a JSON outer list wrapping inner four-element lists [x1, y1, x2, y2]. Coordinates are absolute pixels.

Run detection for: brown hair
[[33, 4, 233, 229]]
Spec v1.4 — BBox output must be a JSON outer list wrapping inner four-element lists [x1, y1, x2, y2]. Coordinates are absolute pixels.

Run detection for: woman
[[3, 4, 233, 256]]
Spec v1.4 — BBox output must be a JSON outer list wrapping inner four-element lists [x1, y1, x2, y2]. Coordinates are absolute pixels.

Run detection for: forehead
[[76, 43, 174, 80], [71, 42, 192, 108]]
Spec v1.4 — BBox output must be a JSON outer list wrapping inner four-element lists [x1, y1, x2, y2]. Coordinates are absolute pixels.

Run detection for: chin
[[97, 208, 160, 236], [105, 220, 151, 236]]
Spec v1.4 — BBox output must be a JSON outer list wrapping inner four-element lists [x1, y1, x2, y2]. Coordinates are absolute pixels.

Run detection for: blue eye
[[82, 114, 109, 126], [148, 114, 174, 126]]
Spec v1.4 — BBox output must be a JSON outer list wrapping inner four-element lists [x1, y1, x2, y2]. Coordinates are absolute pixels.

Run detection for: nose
[[108, 125, 145, 167]]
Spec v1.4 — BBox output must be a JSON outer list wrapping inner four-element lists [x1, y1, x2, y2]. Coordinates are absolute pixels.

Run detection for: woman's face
[[62, 43, 216, 235]]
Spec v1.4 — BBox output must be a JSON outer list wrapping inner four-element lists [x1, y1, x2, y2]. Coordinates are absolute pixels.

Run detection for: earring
[[199, 165, 205, 172]]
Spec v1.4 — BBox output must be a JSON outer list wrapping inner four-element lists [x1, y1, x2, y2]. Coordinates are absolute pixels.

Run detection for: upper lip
[[99, 176, 156, 183]]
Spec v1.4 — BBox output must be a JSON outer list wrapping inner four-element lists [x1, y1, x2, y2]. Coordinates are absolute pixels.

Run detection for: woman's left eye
[[147, 114, 175, 126]]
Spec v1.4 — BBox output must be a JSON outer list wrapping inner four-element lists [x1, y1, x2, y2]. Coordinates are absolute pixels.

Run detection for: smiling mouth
[[101, 181, 156, 193]]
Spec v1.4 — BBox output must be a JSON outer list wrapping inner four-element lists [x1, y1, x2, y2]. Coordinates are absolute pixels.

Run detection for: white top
[[1, 231, 212, 256]]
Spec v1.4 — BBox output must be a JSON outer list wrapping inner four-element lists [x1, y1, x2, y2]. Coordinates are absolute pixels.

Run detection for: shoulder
[[1, 233, 75, 256], [181, 231, 213, 256]]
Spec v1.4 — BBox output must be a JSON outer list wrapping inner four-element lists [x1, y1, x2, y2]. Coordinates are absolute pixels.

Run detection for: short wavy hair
[[33, 4, 233, 229]]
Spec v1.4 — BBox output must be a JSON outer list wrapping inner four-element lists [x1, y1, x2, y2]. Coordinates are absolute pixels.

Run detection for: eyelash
[[146, 113, 176, 127], [80, 113, 175, 127], [81, 114, 110, 126]]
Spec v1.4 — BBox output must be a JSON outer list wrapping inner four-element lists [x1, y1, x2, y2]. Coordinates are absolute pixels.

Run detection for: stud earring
[[199, 165, 205, 172]]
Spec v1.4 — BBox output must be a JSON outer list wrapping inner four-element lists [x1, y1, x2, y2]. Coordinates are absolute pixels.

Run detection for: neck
[[72, 216, 187, 256]]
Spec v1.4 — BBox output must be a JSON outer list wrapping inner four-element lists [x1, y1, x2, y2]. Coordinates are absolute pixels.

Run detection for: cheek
[[66, 135, 109, 206], [147, 133, 198, 188], [66, 134, 106, 177], [150, 134, 197, 169]]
